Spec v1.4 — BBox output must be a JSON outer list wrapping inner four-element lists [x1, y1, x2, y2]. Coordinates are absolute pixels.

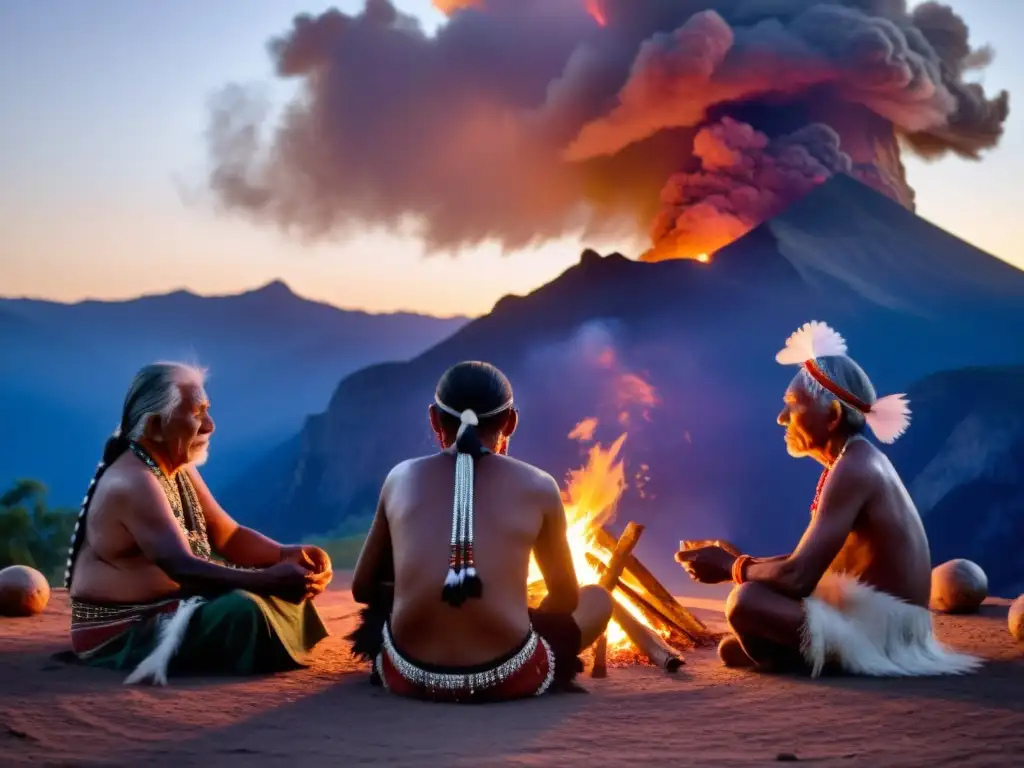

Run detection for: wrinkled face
[[777, 377, 832, 458], [156, 383, 215, 468]]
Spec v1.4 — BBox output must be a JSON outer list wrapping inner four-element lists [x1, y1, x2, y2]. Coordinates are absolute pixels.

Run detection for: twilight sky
[[1, 0, 1021, 317]]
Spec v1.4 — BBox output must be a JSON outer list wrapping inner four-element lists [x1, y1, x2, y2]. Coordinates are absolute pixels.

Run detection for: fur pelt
[[345, 595, 393, 663], [800, 574, 982, 678], [124, 596, 206, 686]]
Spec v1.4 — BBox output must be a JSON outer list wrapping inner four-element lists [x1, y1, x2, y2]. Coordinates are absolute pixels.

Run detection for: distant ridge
[[0, 283, 468, 504], [225, 176, 1024, 598], [1, 279, 471, 322]]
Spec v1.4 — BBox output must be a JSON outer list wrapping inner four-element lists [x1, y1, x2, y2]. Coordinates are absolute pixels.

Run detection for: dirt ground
[[2, 578, 1021, 767]]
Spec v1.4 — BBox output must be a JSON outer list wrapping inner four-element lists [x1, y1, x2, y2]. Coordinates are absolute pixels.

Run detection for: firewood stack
[[528, 521, 719, 676]]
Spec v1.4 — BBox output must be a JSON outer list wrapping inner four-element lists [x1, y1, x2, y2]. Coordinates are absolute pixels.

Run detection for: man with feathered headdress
[[676, 322, 981, 677]]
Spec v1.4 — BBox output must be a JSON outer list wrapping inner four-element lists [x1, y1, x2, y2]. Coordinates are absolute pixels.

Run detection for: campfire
[[527, 432, 717, 675]]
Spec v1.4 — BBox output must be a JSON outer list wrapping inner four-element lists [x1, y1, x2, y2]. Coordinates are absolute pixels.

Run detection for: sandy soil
[[2, 577, 1022, 768]]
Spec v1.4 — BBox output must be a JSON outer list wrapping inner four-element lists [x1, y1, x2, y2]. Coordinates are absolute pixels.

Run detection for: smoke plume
[[206, 0, 1009, 260]]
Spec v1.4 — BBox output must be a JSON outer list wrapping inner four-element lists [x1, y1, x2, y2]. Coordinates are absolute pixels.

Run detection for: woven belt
[[70, 597, 180, 623], [377, 623, 555, 696]]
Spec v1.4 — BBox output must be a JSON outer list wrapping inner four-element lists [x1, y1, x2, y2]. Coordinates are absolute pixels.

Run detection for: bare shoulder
[[383, 456, 426, 483], [378, 455, 429, 498], [95, 457, 168, 514], [834, 437, 889, 489], [491, 454, 562, 501]]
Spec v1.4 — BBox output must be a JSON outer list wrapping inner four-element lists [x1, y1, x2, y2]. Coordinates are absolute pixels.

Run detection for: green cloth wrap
[[80, 590, 328, 676]]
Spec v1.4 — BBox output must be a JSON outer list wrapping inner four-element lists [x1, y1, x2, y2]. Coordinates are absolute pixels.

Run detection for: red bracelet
[[732, 554, 753, 584]]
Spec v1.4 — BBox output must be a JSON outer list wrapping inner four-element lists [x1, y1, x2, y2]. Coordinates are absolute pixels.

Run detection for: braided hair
[[432, 361, 515, 607], [63, 362, 206, 590]]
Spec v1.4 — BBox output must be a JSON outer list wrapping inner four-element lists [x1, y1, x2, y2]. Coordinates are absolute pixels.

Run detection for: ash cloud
[[206, 0, 1009, 259], [647, 116, 904, 260]]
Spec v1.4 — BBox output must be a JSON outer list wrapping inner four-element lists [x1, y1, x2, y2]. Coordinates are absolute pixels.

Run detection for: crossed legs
[[720, 582, 810, 672]]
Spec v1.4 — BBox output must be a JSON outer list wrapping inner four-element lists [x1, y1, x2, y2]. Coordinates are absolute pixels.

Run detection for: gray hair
[[792, 355, 876, 434], [121, 362, 207, 441], [65, 361, 207, 589]]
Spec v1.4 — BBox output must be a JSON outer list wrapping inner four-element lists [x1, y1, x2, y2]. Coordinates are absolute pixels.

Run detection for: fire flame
[[527, 429, 666, 651], [640, 241, 715, 263]]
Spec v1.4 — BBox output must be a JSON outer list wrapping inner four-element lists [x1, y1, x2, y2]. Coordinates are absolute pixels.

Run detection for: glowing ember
[[640, 240, 717, 263], [585, 0, 607, 27], [568, 417, 598, 443], [528, 428, 667, 653]]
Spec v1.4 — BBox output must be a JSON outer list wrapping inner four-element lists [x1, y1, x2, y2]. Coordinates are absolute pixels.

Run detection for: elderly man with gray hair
[[63, 362, 331, 684], [676, 322, 981, 678]]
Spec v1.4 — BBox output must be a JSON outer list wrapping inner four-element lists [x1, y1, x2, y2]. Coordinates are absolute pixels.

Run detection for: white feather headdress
[[776, 321, 911, 444]]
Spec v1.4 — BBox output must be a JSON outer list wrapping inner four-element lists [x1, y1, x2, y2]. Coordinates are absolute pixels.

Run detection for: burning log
[[591, 521, 645, 678], [585, 552, 693, 644], [611, 600, 684, 673], [594, 526, 712, 643]]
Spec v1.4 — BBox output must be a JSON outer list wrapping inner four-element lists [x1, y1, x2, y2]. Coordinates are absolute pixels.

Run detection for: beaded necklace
[[809, 434, 864, 517], [129, 441, 212, 560]]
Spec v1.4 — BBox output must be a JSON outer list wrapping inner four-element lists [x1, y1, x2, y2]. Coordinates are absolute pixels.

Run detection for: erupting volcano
[[206, 0, 1008, 263]]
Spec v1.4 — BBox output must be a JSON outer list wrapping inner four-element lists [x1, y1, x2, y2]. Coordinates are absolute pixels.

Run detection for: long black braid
[[62, 429, 130, 589]]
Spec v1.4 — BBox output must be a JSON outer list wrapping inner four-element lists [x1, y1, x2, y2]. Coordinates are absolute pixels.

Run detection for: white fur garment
[[800, 574, 982, 678], [124, 596, 207, 686]]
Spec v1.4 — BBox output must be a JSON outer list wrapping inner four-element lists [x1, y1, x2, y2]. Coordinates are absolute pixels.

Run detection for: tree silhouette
[[0, 479, 77, 585]]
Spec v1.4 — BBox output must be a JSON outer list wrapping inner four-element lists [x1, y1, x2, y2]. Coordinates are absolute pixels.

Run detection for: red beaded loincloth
[[376, 623, 556, 703], [70, 597, 182, 658]]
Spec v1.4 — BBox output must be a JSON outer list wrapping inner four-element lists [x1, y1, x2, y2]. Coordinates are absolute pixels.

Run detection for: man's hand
[[282, 545, 332, 574], [281, 545, 333, 598], [675, 545, 736, 584], [258, 561, 330, 603]]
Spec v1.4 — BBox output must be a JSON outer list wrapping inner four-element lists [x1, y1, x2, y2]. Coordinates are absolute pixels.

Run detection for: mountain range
[[0, 281, 467, 504], [221, 174, 1024, 595]]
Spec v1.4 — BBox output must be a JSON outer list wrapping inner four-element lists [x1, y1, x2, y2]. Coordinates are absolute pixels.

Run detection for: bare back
[[69, 454, 187, 605], [384, 452, 574, 666], [825, 440, 932, 607]]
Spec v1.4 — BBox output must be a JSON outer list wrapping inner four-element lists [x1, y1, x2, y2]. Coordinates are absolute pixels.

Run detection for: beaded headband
[[776, 321, 911, 444], [433, 395, 514, 606]]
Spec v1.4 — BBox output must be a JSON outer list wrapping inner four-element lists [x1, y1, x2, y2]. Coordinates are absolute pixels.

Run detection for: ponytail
[[63, 427, 130, 589], [433, 396, 513, 607], [453, 407, 487, 457]]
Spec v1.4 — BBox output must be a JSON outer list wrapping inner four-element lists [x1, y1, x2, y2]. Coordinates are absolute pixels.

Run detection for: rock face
[[225, 177, 1024, 594], [887, 367, 1024, 598], [0, 565, 50, 617]]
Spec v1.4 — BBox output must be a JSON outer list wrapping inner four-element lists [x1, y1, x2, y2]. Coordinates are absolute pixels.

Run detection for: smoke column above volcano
[[206, 0, 1009, 261]]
